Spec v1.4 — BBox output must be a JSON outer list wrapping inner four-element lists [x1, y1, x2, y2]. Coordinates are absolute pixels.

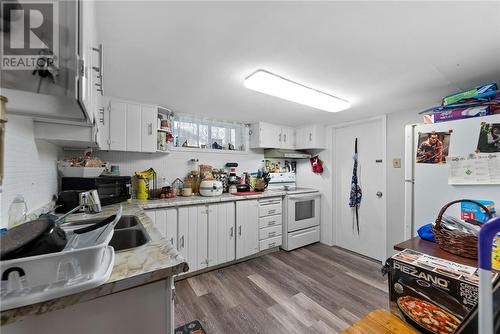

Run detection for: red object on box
[[461, 212, 476, 221]]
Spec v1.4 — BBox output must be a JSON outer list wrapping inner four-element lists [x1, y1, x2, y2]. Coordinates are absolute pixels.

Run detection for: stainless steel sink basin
[[114, 216, 140, 229], [64, 215, 140, 230], [109, 229, 150, 252], [63, 215, 150, 252]]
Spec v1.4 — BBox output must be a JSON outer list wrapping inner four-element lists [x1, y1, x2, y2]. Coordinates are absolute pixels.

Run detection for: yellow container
[[136, 177, 149, 200], [493, 235, 500, 271]]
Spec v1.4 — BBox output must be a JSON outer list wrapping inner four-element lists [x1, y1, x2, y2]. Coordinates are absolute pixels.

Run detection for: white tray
[[0, 246, 115, 311]]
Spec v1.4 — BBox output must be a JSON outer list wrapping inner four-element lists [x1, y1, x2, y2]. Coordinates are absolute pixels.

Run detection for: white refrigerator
[[404, 114, 500, 239]]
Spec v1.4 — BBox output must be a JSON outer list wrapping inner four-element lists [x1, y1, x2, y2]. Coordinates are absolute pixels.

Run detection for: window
[[173, 115, 247, 151]]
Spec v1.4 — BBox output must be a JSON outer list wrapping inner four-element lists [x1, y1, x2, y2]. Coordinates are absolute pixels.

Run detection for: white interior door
[[334, 118, 386, 261]]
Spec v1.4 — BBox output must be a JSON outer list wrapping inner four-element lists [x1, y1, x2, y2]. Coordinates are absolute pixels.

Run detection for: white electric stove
[[268, 173, 321, 250]]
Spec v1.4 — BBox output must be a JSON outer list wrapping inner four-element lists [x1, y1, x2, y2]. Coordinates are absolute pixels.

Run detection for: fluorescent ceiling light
[[244, 70, 350, 113]]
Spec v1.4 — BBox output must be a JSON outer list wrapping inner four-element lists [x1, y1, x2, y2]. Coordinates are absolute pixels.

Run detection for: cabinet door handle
[[170, 237, 174, 245], [238, 225, 242, 236], [230, 226, 234, 237], [309, 133, 312, 141], [98, 107, 105, 124], [267, 221, 276, 226], [283, 134, 286, 142], [148, 123, 153, 135], [180, 235, 185, 248], [92, 44, 104, 95], [278, 133, 282, 142]]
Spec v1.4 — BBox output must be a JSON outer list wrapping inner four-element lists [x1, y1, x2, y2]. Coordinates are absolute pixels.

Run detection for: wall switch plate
[[393, 158, 401, 168]]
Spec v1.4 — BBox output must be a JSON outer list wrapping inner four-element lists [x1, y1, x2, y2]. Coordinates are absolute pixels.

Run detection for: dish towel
[[349, 138, 362, 234]]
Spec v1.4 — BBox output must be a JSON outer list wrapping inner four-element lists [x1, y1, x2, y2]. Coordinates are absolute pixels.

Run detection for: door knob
[[376, 191, 383, 198]]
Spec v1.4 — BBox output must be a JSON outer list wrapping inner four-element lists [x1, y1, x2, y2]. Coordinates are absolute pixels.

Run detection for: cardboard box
[[434, 106, 491, 123], [460, 200, 495, 223], [388, 249, 497, 334]]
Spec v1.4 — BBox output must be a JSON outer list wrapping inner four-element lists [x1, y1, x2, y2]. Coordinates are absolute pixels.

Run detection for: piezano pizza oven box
[[388, 249, 498, 334]]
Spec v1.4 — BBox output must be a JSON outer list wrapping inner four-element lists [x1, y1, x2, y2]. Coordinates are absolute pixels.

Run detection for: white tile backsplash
[[82, 148, 266, 185], [1, 116, 61, 226]]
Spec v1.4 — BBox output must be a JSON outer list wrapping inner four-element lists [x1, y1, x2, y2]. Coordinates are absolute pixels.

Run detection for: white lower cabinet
[[178, 205, 208, 273], [144, 209, 177, 249], [144, 198, 282, 275], [208, 202, 236, 266], [236, 199, 259, 259]]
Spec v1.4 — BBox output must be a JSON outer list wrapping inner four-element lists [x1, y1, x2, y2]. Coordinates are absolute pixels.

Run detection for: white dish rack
[[0, 207, 122, 311]]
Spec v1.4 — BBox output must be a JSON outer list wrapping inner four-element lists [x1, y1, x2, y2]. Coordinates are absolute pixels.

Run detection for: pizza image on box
[[397, 296, 461, 334]]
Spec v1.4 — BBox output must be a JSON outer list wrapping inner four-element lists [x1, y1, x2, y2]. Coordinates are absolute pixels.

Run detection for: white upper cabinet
[[280, 126, 295, 149], [250, 122, 296, 149], [106, 99, 160, 153], [250, 122, 325, 149], [295, 125, 326, 150], [79, 0, 101, 125], [141, 105, 158, 153], [108, 100, 127, 151]]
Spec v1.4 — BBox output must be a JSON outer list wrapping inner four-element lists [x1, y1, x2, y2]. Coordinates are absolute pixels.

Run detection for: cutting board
[[231, 192, 263, 196]]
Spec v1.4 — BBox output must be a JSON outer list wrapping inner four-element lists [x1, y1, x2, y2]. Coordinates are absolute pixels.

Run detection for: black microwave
[[61, 176, 131, 206]]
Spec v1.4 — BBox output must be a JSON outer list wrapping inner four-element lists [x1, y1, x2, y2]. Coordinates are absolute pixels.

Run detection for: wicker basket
[[432, 199, 492, 259]]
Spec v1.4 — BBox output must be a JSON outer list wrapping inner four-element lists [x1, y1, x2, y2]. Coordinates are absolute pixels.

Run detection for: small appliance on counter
[[59, 176, 131, 210], [199, 180, 223, 197]]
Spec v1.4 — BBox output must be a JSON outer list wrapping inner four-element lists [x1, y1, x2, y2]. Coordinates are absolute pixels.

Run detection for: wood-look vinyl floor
[[174, 244, 389, 334]]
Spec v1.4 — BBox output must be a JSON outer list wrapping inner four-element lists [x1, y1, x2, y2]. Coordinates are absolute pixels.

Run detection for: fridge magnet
[[477, 122, 500, 153], [416, 131, 451, 164]]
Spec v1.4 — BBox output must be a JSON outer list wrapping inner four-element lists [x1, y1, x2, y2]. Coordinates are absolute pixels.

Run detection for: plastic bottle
[[8, 194, 27, 228]]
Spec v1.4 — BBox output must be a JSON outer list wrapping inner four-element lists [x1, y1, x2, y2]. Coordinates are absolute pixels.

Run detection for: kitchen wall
[[1, 116, 61, 226], [297, 110, 421, 254], [385, 109, 420, 256], [83, 149, 266, 186], [296, 128, 334, 246]]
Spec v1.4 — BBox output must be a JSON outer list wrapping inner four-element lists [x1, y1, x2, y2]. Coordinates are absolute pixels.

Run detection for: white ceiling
[[96, 1, 500, 126]]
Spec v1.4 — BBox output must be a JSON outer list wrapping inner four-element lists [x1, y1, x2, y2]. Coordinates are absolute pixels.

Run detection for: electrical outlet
[[393, 158, 401, 168]]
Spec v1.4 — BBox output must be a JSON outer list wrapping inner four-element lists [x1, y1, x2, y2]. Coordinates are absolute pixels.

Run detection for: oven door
[[287, 193, 320, 232]]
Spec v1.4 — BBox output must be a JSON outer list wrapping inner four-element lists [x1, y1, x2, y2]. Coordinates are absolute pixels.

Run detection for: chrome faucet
[[55, 190, 102, 225]]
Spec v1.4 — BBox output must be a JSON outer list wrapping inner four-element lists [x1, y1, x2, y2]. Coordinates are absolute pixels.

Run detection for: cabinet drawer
[[287, 226, 320, 250], [259, 225, 282, 240], [259, 202, 282, 217], [259, 214, 282, 229], [259, 235, 282, 251]]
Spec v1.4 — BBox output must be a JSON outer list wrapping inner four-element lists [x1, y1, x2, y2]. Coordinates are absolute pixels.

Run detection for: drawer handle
[[268, 231, 277, 237], [267, 221, 276, 226], [260, 201, 281, 206], [268, 242, 276, 248], [268, 209, 276, 214]]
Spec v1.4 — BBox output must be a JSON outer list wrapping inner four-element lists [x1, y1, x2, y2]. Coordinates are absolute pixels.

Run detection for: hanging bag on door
[[349, 138, 362, 234]]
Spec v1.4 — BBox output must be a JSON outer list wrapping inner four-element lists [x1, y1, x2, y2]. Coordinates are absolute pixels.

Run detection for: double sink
[[66, 216, 150, 252]]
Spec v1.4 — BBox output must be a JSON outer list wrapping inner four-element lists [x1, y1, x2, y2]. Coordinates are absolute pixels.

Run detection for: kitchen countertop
[[1, 190, 286, 325], [1, 202, 189, 325], [135, 190, 286, 210]]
